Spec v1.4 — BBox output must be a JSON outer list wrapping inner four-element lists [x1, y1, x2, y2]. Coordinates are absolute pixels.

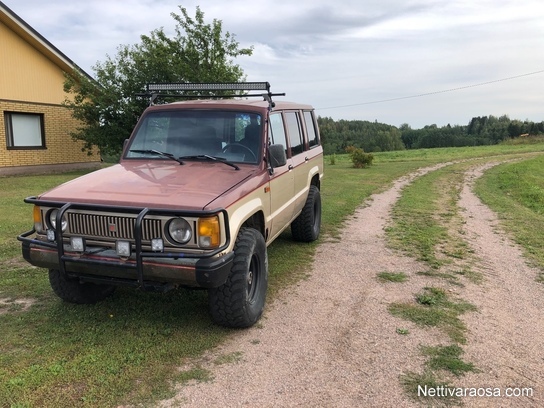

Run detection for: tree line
[[318, 115, 544, 154], [317, 117, 405, 155]]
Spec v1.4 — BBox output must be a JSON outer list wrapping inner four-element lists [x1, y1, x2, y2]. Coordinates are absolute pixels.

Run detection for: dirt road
[[158, 162, 543, 407]]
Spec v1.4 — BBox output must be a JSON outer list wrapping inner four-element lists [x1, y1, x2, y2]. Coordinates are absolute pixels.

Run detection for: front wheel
[[208, 228, 268, 328], [291, 185, 321, 242], [48, 269, 116, 304]]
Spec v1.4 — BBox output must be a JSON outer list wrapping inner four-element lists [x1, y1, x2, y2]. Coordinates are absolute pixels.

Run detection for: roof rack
[[140, 82, 285, 110]]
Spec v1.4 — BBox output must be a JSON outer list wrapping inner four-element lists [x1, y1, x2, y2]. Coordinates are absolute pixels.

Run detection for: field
[[1, 141, 543, 407]]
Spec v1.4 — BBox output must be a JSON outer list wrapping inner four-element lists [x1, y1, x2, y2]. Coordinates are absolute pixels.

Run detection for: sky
[[4, 0, 544, 128]]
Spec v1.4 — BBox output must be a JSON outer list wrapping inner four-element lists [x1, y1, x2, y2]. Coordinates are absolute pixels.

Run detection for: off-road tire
[[291, 185, 321, 242], [48, 269, 116, 304], [208, 228, 268, 328]]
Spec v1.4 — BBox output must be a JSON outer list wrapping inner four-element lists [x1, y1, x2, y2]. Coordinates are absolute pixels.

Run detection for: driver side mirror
[[269, 144, 287, 168]]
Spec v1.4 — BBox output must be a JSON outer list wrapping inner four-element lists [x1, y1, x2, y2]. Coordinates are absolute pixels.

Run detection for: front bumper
[[19, 235, 235, 290], [18, 200, 234, 291]]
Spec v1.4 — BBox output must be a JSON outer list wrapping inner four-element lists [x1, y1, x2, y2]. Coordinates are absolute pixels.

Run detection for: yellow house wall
[[0, 21, 68, 103], [0, 19, 100, 170], [0, 100, 97, 167]]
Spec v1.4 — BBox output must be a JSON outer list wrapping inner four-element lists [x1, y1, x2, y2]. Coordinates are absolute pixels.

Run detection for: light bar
[[147, 82, 270, 92]]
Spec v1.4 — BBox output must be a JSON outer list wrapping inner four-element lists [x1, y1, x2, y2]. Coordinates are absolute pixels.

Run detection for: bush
[[345, 146, 374, 168]]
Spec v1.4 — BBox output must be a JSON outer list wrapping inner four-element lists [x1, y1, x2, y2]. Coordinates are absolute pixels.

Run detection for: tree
[[63, 6, 253, 156]]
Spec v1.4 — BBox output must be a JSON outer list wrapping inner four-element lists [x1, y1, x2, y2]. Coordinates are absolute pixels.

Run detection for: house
[[0, 1, 100, 176]]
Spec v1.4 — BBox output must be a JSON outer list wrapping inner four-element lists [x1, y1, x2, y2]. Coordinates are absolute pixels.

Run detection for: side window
[[304, 111, 320, 148], [4, 112, 46, 149], [269, 113, 288, 155], [285, 112, 303, 155]]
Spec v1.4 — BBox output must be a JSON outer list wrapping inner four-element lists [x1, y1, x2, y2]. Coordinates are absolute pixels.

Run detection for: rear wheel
[[291, 185, 321, 242], [209, 228, 268, 328], [48, 269, 116, 304]]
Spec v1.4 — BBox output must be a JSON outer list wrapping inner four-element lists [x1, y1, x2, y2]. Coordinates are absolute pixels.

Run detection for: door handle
[[288, 164, 293, 170]]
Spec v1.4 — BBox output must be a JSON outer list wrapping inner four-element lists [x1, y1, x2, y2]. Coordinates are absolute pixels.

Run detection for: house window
[[4, 112, 46, 149]]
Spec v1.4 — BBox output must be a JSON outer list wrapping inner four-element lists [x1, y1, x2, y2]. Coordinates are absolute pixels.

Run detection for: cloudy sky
[[5, 0, 544, 128]]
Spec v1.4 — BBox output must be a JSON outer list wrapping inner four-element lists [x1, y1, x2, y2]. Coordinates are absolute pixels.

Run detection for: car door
[[267, 112, 295, 241], [284, 111, 309, 214]]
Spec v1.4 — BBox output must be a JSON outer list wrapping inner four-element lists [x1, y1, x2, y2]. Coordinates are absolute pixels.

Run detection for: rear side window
[[304, 111, 319, 148], [285, 112, 303, 156], [269, 113, 288, 154]]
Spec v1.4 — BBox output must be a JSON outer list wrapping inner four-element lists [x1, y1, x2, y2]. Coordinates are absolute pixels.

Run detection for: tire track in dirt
[[455, 163, 544, 407]]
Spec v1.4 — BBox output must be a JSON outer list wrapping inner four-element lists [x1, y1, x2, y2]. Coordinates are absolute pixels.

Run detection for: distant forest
[[317, 115, 544, 155]]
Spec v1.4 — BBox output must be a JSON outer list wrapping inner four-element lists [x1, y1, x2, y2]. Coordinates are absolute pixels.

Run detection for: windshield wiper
[[129, 149, 185, 165], [179, 155, 240, 170]]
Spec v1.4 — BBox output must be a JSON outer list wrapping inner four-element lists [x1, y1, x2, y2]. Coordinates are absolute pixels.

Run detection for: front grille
[[67, 213, 162, 241]]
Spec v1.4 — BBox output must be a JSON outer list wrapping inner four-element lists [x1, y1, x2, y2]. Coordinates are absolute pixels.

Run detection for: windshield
[[125, 109, 263, 164]]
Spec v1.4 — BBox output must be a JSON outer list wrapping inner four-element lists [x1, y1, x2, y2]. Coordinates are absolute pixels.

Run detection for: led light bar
[[147, 82, 270, 92]]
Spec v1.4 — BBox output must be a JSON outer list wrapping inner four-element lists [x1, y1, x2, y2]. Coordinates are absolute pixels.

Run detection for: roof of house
[[0, 1, 94, 81]]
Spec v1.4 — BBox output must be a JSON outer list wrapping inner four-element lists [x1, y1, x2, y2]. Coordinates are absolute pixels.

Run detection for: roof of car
[[148, 98, 314, 112]]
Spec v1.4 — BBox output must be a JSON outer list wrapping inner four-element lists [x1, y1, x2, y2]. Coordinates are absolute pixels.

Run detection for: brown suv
[[18, 82, 323, 327]]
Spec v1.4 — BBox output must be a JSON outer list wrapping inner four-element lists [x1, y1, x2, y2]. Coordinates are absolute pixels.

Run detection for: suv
[[18, 82, 323, 328]]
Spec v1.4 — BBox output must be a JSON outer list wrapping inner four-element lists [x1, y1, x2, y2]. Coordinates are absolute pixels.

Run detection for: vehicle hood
[[37, 161, 255, 211]]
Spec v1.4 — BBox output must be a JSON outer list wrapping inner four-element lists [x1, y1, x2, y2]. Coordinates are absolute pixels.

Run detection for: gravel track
[[157, 162, 543, 408], [455, 163, 543, 407]]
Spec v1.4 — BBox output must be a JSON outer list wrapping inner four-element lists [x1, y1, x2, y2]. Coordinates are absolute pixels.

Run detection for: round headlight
[[167, 218, 192, 244], [48, 209, 68, 232]]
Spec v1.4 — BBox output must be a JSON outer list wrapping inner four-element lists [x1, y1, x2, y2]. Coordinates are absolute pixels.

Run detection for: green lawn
[[474, 154, 544, 277]]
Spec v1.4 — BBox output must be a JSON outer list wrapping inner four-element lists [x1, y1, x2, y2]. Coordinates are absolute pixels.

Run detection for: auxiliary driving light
[[70, 237, 85, 252], [46, 229, 55, 242], [151, 238, 164, 252], [116, 241, 131, 257]]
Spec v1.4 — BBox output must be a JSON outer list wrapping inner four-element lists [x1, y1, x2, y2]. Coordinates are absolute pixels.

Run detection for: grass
[[387, 168, 451, 268], [214, 351, 243, 365], [474, 155, 544, 281], [2, 141, 544, 406], [0, 289, 227, 407], [377, 272, 408, 283], [386, 161, 479, 270], [393, 288, 477, 406], [401, 344, 476, 406], [388, 287, 477, 344], [0, 171, 91, 260], [396, 328, 410, 335], [422, 344, 476, 377]]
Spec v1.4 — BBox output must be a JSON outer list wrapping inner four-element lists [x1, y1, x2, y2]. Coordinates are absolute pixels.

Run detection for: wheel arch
[[241, 211, 266, 239], [307, 165, 321, 191], [228, 198, 267, 243], [310, 173, 321, 189]]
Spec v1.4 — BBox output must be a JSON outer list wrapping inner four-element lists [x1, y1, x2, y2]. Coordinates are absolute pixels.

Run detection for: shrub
[[345, 146, 374, 168]]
